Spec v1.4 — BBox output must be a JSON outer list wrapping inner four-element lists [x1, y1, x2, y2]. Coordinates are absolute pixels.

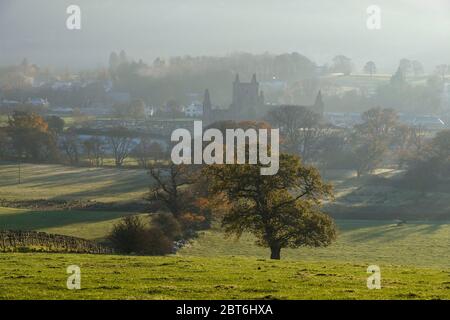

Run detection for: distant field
[[327, 73, 390, 86], [0, 253, 448, 300], [324, 169, 450, 220], [0, 162, 149, 203], [0, 115, 7, 127], [2, 163, 450, 219]]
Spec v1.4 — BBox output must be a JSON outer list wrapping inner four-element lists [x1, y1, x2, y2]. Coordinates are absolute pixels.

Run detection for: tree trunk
[[270, 244, 281, 260]]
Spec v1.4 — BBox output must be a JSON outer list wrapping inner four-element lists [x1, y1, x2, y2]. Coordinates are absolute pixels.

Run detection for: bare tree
[[409, 125, 426, 152], [412, 60, 424, 77], [399, 58, 412, 76], [267, 105, 329, 161], [83, 137, 104, 167], [148, 163, 196, 218], [394, 124, 426, 169], [350, 107, 398, 177], [107, 127, 134, 167], [363, 61, 377, 76], [0, 129, 10, 159], [133, 138, 164, 168], [350, 135, 387, 178], [332, 55, 353, 75], [435, 64, 449, 81], [60, 130, 81, 165]]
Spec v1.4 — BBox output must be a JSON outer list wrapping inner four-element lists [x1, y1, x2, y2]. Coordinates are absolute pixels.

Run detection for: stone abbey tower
[[230, 74, 265, 118], [202, 74, 265, 123], [202, 73, 323, 124]]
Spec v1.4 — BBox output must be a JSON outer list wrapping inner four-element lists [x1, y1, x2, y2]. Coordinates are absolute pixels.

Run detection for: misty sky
[[0, 0, 449, 72]]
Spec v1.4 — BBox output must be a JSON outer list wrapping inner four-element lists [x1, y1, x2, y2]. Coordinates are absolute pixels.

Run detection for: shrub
[[152, 212, 182, 240], [402, 157, 441, 193], [108, 215, 174, 255], [141, 227, 173, 255], [108, 215, 148, 254]]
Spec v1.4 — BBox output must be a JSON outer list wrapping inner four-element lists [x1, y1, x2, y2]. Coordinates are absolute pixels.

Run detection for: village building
[[202, 74, 324, 125]]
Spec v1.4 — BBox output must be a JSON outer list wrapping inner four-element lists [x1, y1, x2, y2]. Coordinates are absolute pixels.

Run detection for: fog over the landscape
[[0, 0, 449, 71], [2, 0, 450, 303]]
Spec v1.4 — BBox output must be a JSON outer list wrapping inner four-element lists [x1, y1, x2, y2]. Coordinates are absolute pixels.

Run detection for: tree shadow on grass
[[2, 171, 150, 201], [46, 177, 150, 201], [0, 163, 150, 200], [342, 223, 442, 243], [412, 222, 448, 235], [0, 209, 130, 231]]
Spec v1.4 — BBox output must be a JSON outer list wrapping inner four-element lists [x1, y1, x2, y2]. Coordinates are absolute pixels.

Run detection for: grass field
[[180, 221, 450, 269], [323, 169, 450, 220], [0, 115, 8, 127], [0, 253, 448, 300], [0, 207, 143, 240], [0, 162, 149, 202], [0, 163, 449, 299], [2, 164, 449, 218], [1, 205, 448, 268], [0, 163, 448, 266]]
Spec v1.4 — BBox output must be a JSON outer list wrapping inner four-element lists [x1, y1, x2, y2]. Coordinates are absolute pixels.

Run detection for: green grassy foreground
[[0, 253, 448, 300]]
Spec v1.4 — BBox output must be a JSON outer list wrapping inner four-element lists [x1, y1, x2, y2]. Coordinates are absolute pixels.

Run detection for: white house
[[144, 106, 156, 117]]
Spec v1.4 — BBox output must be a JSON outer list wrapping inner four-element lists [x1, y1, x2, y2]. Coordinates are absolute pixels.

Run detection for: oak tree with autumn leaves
[[7, 111, 58, 161], [203, 153, 336, 260]]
